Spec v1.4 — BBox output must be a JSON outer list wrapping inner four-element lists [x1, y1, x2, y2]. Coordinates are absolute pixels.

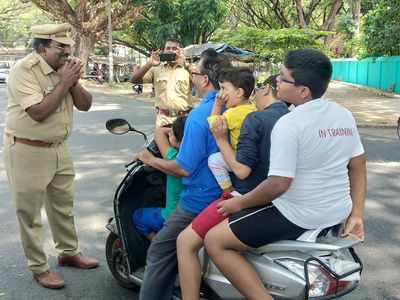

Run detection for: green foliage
[[336, 14, 355, 38], [212, 26, 331, 63], [131, 0, 227, 49], [0, 1, 52, 47], [361, 0, 400, 56], [343, 36, 367, 58], [361, 0, 379, 14]]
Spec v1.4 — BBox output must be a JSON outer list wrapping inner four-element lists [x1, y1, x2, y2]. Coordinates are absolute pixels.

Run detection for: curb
[[332, 80, 400, 98], [357, 123, 397, 129]]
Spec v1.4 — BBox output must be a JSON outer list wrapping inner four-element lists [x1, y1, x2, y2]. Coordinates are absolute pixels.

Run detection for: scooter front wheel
[[105, 232, 139, 290]]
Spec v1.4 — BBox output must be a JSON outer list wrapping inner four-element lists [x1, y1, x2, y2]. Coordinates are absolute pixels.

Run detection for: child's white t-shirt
[[270, 98, 365, 229]]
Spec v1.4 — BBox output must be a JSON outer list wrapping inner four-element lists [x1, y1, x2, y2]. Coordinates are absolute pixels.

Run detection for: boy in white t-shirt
[[203, 49, 367, 300]]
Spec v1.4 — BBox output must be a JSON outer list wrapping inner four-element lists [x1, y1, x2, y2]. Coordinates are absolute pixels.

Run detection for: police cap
[[31, 23, 74, 46]]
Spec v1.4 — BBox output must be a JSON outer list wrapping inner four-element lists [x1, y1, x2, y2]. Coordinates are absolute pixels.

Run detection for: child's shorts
[[191, 192, 235, 239], [132, 207, 165, 236]]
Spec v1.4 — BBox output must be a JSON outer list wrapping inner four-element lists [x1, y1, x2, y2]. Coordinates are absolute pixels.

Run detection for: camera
[[159, 52, 176, 62]]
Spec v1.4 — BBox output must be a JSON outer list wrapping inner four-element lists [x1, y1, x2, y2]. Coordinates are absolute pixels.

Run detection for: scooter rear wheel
[[105, 232, 139, 290]]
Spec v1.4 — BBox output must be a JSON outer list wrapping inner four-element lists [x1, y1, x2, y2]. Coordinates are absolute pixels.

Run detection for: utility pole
[[107, 0, 113, 83]]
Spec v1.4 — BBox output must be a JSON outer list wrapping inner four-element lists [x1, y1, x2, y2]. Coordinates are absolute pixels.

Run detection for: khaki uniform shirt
[[143, 63, 192, 112], [5, 52, 74, 143]]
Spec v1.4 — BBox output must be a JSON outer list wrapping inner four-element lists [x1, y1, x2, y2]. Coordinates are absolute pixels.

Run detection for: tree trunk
[[78, 34, 96, 75], [294, 0, 307, 28], [322, 0, 343, 31], [73, 33, 81, 57], [350, 0, 361, 36]]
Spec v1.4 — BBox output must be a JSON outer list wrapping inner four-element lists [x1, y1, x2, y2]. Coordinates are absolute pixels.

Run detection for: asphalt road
[[0, 84, 399, 300]]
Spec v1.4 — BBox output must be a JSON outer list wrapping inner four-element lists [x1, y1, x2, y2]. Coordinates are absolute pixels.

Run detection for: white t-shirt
[[269, 98, 365, 229]]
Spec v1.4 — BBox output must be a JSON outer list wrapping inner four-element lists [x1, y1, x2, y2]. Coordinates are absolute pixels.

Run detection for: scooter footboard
[[115, 165, 166, 271]]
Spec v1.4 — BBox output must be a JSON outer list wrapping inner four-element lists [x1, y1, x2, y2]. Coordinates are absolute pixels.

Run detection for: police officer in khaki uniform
[[131, 38, 192, 127], [3, 23, 98, 289]]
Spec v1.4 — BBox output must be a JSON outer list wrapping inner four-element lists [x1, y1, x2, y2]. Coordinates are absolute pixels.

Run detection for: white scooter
[[104, 118, 363, 300]]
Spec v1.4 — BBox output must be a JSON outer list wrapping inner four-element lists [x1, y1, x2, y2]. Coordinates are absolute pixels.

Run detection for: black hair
[[172, 116, 187, 142], [262, 74, 278, 97], [32, 38, 52, 52], [199, 48, 232, 90], [284, 49, 332, 99], [218, 67, 255, 99], [260, 74, 291, 107], [165, 37, 182, 47], [200, 48, 219, 59]]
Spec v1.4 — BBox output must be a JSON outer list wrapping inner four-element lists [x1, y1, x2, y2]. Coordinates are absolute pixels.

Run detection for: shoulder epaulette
[[20, 54, 40, 70]]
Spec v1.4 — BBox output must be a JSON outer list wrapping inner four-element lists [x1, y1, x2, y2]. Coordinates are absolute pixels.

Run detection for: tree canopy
[[125, 0, 227, 50], [28, 0, 143, 68], [1, 0, 400, 62], [361, 0, 400, 56], [227, 0, 344, 31], [213, 26, 330, 62], [0, 0, 51, 47]]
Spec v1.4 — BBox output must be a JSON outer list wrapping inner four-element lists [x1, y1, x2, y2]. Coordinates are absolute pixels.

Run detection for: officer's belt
[[155, 106, 192, 117], [6, 133, 53, 148]]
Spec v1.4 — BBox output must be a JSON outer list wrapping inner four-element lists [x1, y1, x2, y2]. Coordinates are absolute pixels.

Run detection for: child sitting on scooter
[[207, 67, 256, 194], [133, 116, 187, 240]]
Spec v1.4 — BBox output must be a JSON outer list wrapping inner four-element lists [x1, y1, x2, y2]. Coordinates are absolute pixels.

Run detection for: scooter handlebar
[[124, 160, 137, 168]]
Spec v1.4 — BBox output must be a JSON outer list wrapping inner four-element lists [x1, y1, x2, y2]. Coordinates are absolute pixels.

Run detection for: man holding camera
[[130, 38, 192, 127]]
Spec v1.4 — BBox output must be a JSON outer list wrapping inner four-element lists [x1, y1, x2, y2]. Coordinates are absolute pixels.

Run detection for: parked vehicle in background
[[0, 61, 12, 84]]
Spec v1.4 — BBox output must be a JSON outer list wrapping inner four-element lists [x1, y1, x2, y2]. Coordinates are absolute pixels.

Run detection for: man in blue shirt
[[136, 48, 231, 300]]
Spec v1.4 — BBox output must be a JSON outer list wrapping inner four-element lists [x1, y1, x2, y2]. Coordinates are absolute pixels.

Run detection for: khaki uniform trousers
[[3, 135, 79, 274]]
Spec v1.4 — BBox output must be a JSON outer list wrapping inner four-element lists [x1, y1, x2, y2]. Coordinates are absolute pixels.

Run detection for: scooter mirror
[[106, 118, 132, 135]]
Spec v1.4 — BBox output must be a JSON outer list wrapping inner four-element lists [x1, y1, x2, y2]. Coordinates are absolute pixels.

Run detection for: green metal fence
[[331, 57, 400, 94]]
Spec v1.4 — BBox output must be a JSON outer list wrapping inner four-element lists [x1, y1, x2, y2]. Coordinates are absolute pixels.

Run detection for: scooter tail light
[[307, 264, 330, 297], [317, 266, 353, 296], [326, 277, 352, 295], [276, 258, 360, 298], [276, 259, 330, 297], [308, 259, 361, 298]]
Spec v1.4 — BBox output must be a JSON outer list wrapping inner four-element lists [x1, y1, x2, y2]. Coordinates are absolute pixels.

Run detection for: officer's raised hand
[[70, 57, 85, 75], [58, 60, 81, 88]]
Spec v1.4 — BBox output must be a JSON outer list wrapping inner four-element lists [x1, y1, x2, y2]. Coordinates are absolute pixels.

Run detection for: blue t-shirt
[[232, 101, 289, 194], [176, 90, 222, 214]]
